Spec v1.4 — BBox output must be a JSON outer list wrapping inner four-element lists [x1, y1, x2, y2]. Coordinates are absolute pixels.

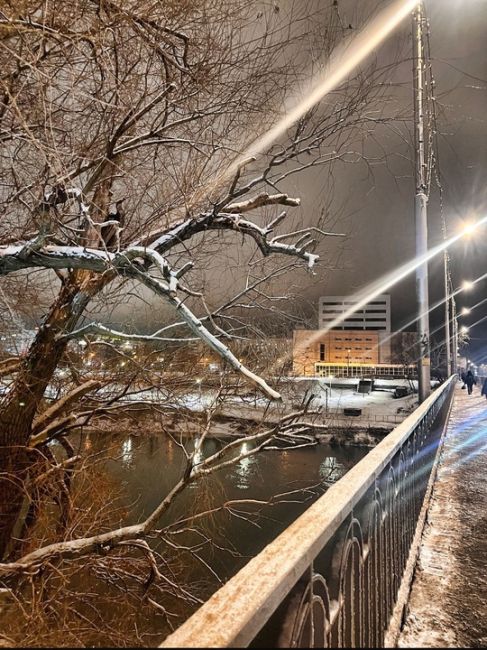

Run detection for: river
[[65, 429, 369, 645]]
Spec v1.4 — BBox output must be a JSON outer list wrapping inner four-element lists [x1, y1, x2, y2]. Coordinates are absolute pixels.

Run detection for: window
[[320, 343, 326, 362]]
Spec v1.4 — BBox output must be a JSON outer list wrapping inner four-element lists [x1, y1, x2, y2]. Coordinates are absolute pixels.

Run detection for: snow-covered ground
[[179, 379, 420, 426], [306, 386, 417, 418], [1, 375, 420, 428]]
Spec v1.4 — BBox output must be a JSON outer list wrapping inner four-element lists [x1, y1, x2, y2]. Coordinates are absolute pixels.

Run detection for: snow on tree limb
[[125, 254, 283, 401], [0, 207, 321, 399], [31, 380, 102, 439], [0, 240, 285, 399], [0, 205, 323, 398], [224, 192, 300, 213], [59, 322, 197, 344]]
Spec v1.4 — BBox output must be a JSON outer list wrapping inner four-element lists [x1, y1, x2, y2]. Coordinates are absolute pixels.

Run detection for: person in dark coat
[[481, 377, 487, 400], [465, 370, 477, 395]]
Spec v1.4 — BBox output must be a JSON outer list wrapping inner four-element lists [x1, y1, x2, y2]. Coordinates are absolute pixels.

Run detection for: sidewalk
[[399, 384, 487, 648]]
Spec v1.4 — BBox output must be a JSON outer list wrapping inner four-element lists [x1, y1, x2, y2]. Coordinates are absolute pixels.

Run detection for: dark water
[[76, 431, 368, 579]]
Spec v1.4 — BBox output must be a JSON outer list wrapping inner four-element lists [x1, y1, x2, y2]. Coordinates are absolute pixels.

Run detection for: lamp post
[[413, 1, 431, 402], [444, 252, 452, 376], [196, 378, 202, 402], [326, 374, 334, 413], [450, 295, 459, 375]]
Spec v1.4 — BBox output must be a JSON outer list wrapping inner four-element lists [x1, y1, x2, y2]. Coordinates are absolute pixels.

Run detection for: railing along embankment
[[161, 376, 456, 648]]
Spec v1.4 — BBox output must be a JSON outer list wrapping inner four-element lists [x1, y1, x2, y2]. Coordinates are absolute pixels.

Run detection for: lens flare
[[209, 0, 419, 197], [291, 215, 487, 362]]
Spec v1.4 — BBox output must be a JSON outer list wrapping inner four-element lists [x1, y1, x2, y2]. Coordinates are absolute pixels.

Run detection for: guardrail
[[324, 411, 406, 425], [161, 376, 456, 648]]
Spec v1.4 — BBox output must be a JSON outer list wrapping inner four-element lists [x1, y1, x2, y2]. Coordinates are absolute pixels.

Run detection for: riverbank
[[76, 400, 395, 447]]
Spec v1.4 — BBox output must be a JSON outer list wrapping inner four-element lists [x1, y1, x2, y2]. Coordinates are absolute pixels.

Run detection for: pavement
[[399, 384, 487, 648]]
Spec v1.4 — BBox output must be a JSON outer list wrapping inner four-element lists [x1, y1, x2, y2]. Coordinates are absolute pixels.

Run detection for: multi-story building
[[319, 294, 391, 332], [293, 295, 417, 378]]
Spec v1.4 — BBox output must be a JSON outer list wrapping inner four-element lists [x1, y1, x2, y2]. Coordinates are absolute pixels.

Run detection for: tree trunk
[[0, 271, 102, 557]]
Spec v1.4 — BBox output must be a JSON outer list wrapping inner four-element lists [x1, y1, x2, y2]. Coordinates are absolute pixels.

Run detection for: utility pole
[[451, 296, 458, 375], [444, 251, 452, 376], [413, 2, 431, 402]]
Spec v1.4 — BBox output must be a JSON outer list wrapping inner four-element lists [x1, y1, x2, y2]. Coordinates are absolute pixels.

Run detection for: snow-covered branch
[[0, 408, 314, 578], [31, 380, 102, 442], [59, 322, 198, 344], [224, 192, 300, 213]]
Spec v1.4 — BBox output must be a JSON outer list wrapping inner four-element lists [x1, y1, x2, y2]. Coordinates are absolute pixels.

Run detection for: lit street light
[[462, 280, 474, 291], [461, 307, 471, 316], [460, 221, 481, 238], [195, 378, 202, 401]]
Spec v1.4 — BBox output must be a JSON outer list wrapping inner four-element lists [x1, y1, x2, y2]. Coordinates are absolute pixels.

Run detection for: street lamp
[[195, 378, 202, 401], [461, 307, 471, 316], [462, 280, 474, 291], [325, 374, 334, 413], [460, 222, 478, 238], [413, 1, 431, 402]]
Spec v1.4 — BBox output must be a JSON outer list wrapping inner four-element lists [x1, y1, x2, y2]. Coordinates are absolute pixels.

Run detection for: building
[[319, 294, 391, 332], [293, 294, 417, 378]]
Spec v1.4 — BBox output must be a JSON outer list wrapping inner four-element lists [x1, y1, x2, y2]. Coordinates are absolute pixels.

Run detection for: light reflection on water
[[319, 455, 342, 480], [234, 441, 256, 489], [121, 437, 133, 465], [96, 432, 369, 544], [69, 429, 369, 643], [71, 428, 370, 581]]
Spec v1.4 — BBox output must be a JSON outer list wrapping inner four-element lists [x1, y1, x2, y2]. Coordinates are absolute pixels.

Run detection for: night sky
[[89, 0, 487, 362], [295, 0, 487, 361]]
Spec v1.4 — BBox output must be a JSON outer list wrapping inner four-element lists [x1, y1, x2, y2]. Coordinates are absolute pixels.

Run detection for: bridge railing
[[161, 376, 456, 648]]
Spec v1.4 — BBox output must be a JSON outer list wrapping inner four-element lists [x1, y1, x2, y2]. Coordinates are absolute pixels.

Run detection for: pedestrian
[[465, 369, 476, 395], [482, 377, 487, 400]]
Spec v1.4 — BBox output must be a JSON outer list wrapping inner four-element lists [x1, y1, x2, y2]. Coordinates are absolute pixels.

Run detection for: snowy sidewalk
[[399, 384, 487, 648]]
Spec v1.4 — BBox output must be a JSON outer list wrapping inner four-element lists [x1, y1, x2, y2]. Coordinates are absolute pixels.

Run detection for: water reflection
[[121, 436, 133, 465], [234, 441, 256, 489], [67, 429, 370, 645], [319, 455, 343, 481], [93, 432, 369, 563]]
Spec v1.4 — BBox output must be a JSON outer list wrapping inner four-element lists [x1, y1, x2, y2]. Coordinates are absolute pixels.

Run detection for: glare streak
[[220, 0, 419, 186], [295, 215, 487, 356]]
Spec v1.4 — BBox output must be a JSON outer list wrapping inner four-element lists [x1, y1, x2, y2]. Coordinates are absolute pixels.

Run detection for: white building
[[318, 294, 391, 332]]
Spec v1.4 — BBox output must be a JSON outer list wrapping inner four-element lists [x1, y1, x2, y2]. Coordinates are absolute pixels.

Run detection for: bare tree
[[0, 0, 399, 643]]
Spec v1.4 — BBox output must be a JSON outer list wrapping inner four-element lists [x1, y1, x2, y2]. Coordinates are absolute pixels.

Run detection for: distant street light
[[462, 280, 474, 291], [461, 307, 471, 316], [460, 221, 480, 238], [195, 378, 202, 400], [461, 326, 469, 334]]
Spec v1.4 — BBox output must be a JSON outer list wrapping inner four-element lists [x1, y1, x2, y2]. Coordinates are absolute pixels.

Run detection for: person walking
[[482, 377, 487, 400], [465, 369, 477, 395]]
